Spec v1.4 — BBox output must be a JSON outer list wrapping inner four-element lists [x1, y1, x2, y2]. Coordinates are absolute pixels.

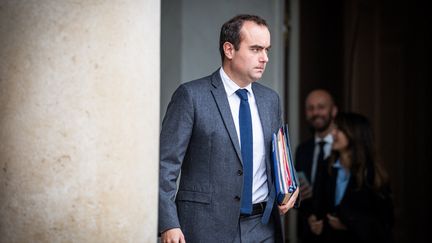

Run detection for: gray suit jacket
[[159, 69, 283, 242]]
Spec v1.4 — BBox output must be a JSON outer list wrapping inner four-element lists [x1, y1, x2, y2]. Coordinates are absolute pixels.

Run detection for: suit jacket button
[[237, 170, 243, 176], [234, 196, 241, 201]]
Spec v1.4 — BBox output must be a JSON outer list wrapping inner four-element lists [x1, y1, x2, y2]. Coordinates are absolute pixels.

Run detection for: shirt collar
[[314, 133, 333, 144], [333, 159, 350, 179], [333, 159, 343, 169], [219, 67, 253, 96]]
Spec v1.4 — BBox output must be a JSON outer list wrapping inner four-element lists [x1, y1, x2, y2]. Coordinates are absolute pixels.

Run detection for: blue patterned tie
[[235, 89, 253, 215]]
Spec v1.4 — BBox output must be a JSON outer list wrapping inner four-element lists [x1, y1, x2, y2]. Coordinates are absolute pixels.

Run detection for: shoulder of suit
[[181, 75, 212, 88], [180, 69, 223, 89], [297, 138, 315, 150], [173, 75, 215, 99], [251, 82, 280, 102]]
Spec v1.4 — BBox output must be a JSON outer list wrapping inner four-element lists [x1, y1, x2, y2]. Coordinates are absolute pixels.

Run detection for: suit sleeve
[[158, 84, 194, 234], [279, 93, 301, 208], [277, 93, 283, 127]]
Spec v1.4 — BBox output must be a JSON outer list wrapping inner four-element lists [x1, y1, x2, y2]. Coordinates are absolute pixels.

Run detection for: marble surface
[[0, 1, 160, 242]]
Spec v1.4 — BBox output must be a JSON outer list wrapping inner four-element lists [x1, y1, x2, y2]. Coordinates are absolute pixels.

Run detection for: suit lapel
[[252, 83, 274, 186], [252, 84, 272, 147], [305, 139, 315, 179], [210, 71, 243, 164], [253, 83, 278, 223]]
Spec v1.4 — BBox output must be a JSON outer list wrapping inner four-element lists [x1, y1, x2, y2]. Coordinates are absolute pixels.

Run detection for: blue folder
[[272, 124, 299, 205]]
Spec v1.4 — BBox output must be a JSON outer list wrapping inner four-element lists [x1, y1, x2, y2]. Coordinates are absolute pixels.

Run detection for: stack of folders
[[272, 124, 299, 205]]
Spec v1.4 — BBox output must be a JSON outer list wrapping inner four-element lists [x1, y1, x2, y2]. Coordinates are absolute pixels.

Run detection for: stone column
[[0, 1, 159, 242]]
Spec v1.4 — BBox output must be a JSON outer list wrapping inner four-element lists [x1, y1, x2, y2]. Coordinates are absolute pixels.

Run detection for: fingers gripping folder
[[272, 124, 299, 205]]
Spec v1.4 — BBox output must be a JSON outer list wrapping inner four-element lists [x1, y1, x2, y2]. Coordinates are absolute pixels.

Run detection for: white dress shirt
[[310, 134, 333, 185], [219, 68, 268, 203]]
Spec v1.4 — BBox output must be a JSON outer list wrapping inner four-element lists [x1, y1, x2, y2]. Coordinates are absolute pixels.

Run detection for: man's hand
[[327, 214, 347, 230], [307, 214, 323, 235], [278, 187, 299, 215], [161, 228, 186, 243], [299, 177, 313, 200]]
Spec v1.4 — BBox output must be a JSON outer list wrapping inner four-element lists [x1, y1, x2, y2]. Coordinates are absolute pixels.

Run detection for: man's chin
[[315, 125, 330, 133], [253, 70, 264, 78], [310, 122, 330, 133], [254, 75, 264, 81], [249, 75, 262, 82]]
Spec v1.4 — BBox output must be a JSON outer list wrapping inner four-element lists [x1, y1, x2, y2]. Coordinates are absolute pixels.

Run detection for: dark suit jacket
[[319, 165, 394, 243], [158, 69, 284, 242], [295, 139, 328, 242], [295, 138, 315, 181]]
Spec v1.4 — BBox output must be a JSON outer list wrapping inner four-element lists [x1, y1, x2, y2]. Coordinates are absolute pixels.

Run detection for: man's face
[[305, 91, 336, 133], [228, 21, 271, 84]]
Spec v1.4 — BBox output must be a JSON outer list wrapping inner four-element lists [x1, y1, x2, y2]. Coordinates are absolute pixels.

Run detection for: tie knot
[[317, 141, 326, 148], [235, 89, 249, 101]]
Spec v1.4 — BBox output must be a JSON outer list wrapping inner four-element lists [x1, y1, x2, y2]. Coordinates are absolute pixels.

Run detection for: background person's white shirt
[[311, 134, 333, 185]]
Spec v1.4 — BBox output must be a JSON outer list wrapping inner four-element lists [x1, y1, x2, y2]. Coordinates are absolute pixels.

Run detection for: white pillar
[[0, 1, 160, 242]]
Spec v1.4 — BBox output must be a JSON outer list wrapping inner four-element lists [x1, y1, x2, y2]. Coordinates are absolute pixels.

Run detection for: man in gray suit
[[159, 14, 299, 243]]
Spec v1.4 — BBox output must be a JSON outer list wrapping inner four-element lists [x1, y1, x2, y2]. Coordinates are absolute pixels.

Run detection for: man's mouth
[[312, 116, 324, 122]]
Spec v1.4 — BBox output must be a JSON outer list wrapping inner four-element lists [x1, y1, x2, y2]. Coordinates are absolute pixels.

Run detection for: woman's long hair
[[330, 112, 388, 191]]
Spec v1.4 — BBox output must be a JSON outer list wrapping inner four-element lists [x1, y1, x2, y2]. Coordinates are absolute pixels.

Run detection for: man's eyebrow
[[250, 45, 272, 50]]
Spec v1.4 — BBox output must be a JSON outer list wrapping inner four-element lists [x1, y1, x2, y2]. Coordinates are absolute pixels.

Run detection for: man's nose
[[309, 109, 319, 116], [260, 51, 269, 63]]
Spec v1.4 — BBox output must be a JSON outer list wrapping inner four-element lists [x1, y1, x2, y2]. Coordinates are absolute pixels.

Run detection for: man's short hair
[[219, 14, 268, 63]]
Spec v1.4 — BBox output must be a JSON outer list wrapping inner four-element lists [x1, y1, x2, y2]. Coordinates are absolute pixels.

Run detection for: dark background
[[285, 0, 431, 242]]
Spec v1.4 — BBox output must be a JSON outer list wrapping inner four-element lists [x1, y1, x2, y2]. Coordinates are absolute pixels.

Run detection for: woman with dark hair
[[314, 112, 394, 243]]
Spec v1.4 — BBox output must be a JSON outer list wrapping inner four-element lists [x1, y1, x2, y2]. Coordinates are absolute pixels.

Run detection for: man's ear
[[223, 42, 235, 60]]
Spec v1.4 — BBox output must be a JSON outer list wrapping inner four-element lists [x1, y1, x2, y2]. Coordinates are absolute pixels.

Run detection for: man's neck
[[222, 64, 251, 88], [315, 124, 334, 139], [316, 130, 330, 139]]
